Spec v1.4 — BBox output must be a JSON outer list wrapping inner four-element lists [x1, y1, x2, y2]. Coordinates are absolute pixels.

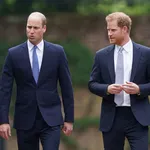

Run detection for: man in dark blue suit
[[88, 12, 150, 150], [0, 12, 74, 150]]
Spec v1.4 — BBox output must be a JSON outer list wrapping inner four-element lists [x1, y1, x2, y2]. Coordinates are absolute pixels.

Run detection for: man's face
[[26, 16, 46, 45], [107, 20, 125, 45]]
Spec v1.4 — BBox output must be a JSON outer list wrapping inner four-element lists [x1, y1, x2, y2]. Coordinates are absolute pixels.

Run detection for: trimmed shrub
[[55, 39, 93, 87]]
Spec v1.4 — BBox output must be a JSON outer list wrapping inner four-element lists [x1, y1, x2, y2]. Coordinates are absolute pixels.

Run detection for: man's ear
[[43, 25, 46, 33], [122, 26, 128, 33]]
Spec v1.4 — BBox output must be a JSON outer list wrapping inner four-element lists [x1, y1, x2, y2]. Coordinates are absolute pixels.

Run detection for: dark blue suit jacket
[[0, 41, 74, 130], [88, 42, 150, 132]]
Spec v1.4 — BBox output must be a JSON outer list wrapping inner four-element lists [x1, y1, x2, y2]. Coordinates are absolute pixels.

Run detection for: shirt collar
[[27, 40, 44, 51], [115, 39, 132, 53]]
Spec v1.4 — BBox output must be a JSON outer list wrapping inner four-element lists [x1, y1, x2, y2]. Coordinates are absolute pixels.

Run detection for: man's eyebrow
[[27, 25, 39, 28]]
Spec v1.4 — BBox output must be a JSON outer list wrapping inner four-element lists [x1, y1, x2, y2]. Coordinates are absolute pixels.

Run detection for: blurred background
[[0, 0, 150, 149]]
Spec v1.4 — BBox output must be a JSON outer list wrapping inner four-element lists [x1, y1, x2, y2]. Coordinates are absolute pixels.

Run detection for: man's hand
[[62, 122, 73, 136], [0, 124, 11, 140], [122, 81, 140, 94], [107, 84, 123, 94]]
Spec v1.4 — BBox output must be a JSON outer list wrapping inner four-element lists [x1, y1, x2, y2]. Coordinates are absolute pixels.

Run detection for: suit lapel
[[37, 41, 50, 85], [107, 45, 115, 83], [107, 42, 142, 83], [130, 42, 142, 81], [21, 42, 37, 85]]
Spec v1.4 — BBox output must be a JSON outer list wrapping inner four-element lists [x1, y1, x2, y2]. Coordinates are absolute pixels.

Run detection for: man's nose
[[108, 31, 112, 36], [30, 28, 34, 33]]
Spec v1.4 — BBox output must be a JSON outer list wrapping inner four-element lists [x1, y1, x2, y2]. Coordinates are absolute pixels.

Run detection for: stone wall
[[1, 13, 150, 53]]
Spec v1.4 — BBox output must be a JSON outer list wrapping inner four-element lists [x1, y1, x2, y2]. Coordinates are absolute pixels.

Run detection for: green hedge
[[55, 39, 93, 87], [0, 42, 11, 70]]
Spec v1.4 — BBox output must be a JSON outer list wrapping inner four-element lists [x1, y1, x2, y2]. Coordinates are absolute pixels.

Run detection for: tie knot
[[33, 45, 37, 51], [119, 47, 124, 53]]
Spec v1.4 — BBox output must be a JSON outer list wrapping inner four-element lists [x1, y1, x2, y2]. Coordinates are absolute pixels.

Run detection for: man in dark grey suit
[[88, 12, 150, 150], [0, 12, 74, 150]]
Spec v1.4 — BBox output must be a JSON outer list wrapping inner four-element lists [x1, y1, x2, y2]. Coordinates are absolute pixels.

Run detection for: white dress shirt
[[27, 40, 44, 70], [114, 39, 133, 106]]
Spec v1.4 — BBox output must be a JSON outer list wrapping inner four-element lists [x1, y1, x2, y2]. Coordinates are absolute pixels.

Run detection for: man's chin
[[28, 39, 36, 45], [29, 38, 35, 41], [109, 40, 115, 44]]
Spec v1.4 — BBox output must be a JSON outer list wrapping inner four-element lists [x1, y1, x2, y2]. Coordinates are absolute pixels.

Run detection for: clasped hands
[[107, 81, 140, 95]]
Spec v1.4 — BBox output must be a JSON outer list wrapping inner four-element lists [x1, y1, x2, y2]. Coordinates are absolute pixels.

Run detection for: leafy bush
[[55, 39, 94, 87], [77, 1, 150, 16], [0, 42, 12, 70]]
